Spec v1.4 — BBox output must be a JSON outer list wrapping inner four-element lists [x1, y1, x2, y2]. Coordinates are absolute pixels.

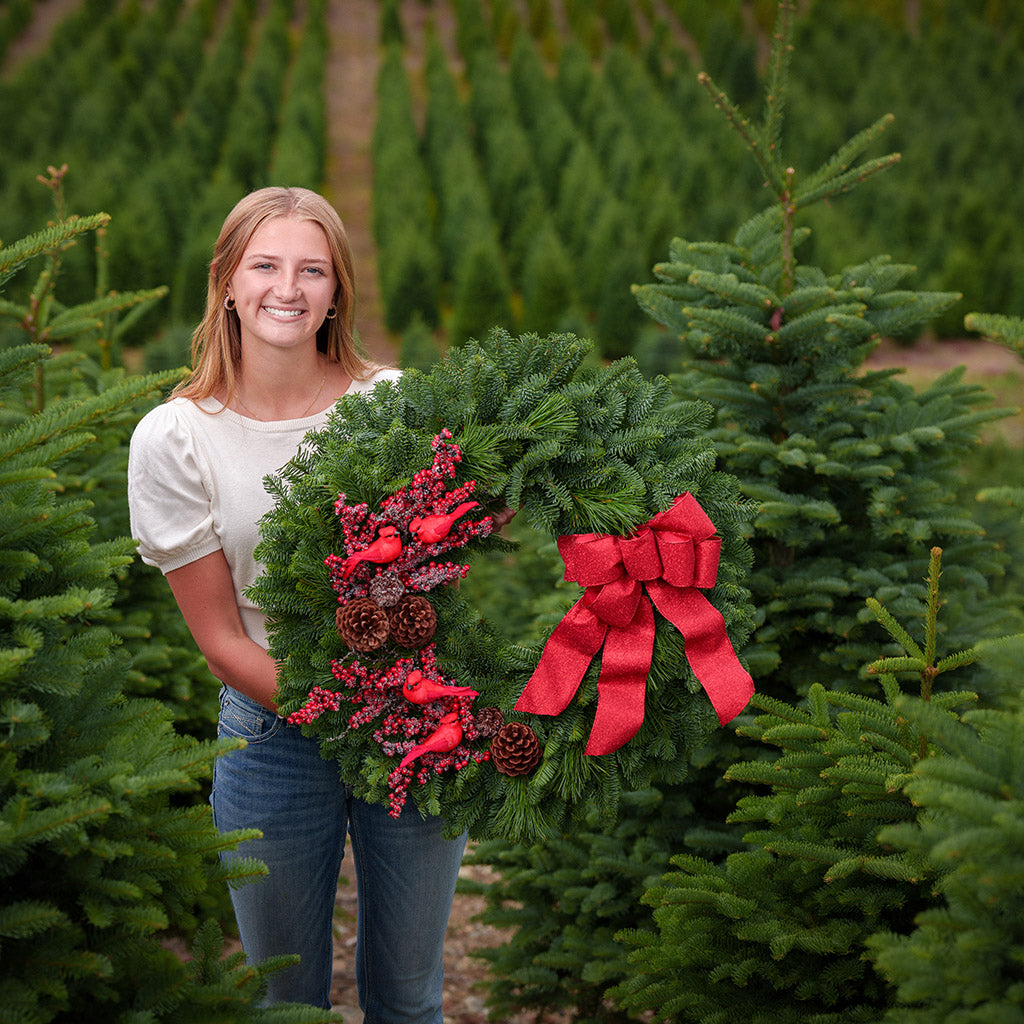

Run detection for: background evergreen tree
[[397, 311, 442, 372], [447, 237, 514, 348], [519, 219, 577, 337], [0, 215, 331, 1023], [963, 312, 1024, 513], [378, 0, 403, 47], [633, 3, 1019, 695], [372, 44, 441, 333]]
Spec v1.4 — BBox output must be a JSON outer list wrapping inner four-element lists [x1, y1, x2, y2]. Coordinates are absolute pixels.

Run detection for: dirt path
[[0, 0, 79, 73], [323, 0, 396, 367]]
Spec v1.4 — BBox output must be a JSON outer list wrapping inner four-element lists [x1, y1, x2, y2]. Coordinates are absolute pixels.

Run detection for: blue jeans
[[211, 686, 467, 1018]]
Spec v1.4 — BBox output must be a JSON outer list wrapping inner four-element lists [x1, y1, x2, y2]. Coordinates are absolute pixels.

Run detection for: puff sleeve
[[128, 401, 222, 573]]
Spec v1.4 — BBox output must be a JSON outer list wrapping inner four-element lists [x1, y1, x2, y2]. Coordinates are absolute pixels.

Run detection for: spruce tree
[[398, 312, 442, 372], [519, 218, 576, 337], [610, 550, 994, 1024], [633, 6, 1017, 695], [447, 237, 514, 348], [0, 216, 331, 1022], [373, 44, 440, 333]]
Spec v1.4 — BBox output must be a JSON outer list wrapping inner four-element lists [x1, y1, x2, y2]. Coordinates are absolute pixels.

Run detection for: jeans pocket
[[218, 686, 283, 744]]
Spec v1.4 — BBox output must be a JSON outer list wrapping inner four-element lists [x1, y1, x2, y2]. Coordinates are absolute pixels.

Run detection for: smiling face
[[226, 216, 338, 357]]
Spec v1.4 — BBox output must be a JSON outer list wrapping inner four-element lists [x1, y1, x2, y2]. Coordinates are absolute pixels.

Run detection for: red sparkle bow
[[514, 493, 754, 755]]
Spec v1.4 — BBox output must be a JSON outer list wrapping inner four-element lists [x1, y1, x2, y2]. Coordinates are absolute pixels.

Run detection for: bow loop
[[559, 533, 623, 586], [618, 530, 662, 581]]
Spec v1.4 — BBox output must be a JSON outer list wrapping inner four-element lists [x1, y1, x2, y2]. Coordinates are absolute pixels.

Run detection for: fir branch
[[796, 129, 901, 211], [865, 597, 925, 662], [44, 287, 169, 341], [0, 369, 184, 469], [762, 0, 796, 171], [0, 214, 110, 290], [964, 311, 1024, 357], [0, 343, 49, 380], [696, 71, 781, 197]]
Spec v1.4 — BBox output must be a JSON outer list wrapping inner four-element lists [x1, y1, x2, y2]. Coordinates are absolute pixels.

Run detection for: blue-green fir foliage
[[0, 171, 221, 739], [464, 784, 700, 1024], [636, 215, 1016, 694], [631, 3, 1020, 694]]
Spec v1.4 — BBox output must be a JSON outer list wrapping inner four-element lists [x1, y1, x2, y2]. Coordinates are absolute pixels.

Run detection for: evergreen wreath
[[249, 330, 757, 841]]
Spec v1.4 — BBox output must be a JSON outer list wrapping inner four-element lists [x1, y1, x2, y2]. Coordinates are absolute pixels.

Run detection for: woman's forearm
[[165, 550, 282, 712]]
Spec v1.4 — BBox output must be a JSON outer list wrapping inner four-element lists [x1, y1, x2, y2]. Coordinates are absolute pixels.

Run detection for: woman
[[128, 187, 466, 1018]]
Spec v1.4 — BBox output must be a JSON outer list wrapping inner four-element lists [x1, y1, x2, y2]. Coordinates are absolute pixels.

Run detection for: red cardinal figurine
[[399, 712, 463, 769], [341, 525, 402, 579], [402, 669, 479, 705], [408, 501, 480, 545]]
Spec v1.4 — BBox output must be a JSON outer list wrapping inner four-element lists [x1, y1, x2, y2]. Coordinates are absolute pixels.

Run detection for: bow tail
[[584, 597, 655, 755], [515, 598, 607, 717], [647, 582, 753, 725]]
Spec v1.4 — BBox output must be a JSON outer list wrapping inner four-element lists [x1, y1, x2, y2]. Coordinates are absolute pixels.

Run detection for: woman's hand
[[490, 506, 517, 530]]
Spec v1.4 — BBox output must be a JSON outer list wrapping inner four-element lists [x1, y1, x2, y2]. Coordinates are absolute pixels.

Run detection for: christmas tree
[[0, 207, 332, 1021], [0, 167, 221, 739], [633, 12, 1016, 694], [610, 549, 1009, 1023]]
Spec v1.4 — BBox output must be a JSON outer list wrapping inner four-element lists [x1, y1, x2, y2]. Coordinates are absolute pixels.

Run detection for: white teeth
[[264, 307, 304, 318]]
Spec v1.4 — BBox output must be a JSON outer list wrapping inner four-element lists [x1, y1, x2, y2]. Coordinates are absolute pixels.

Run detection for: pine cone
[[336, 597, 390, 651], [368, 571, 406, 608], [491, 721, 542, 777], [474, 706, 505, 738], [388, 595, 437, 648]]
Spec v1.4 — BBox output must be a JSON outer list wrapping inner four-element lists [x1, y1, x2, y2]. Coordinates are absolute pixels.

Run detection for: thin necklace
[[235, 372, 327, 421]]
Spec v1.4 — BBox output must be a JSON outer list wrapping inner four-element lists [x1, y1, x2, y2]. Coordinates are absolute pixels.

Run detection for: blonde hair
[[172, 187, 373, 402]]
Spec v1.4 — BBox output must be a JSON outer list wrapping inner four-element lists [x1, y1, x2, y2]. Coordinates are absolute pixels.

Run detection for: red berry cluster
[[382, 691, 492, 818], [332, 495, 375, 555], [385, 747, 491, 818], [324, 431, 493, 603], [288, 643, 491, 818], [286, 685, 344, 725]]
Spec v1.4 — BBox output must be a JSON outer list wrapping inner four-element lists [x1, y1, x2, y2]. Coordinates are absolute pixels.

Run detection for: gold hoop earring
[[224, 296, 236, 311], [325, 306, 337, 320]]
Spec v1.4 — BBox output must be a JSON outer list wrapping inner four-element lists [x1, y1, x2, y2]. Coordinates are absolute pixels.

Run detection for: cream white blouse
[[127, 368, 401, 649]]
